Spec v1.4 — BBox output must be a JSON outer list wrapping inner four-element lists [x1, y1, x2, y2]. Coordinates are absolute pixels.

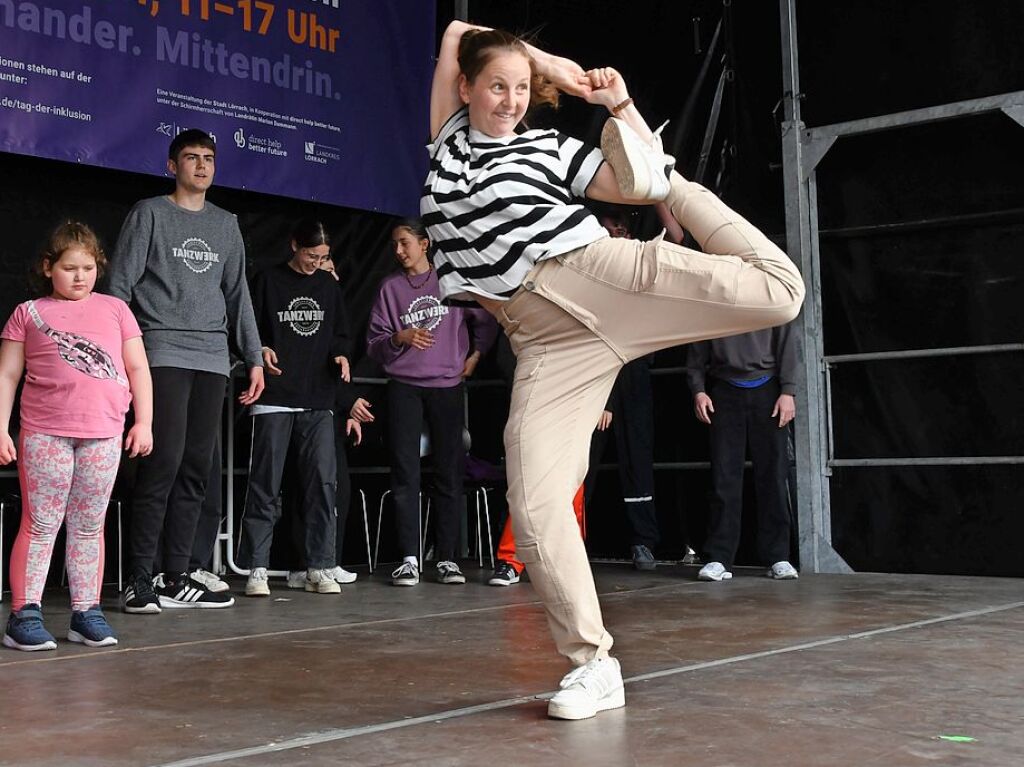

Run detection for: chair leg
[[1, 499, 5, 602], [482, 488, 494, 570], [474, 490, 483, 567], [115, 500, 123, 593], [374, 490, 390, 572], [359, 490, 372, 574], [419, 494, 430, 570]]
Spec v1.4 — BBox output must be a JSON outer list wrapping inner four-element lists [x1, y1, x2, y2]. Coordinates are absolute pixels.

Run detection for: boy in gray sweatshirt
[[108, 128, 264, 613]]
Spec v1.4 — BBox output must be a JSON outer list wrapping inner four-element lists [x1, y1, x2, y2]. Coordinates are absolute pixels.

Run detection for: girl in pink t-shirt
[[0, 222, 153, 652]]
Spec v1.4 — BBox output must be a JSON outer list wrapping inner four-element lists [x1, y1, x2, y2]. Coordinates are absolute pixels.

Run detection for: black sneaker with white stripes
[[156, 572, 235, 609], [123, 572, 162, 614]]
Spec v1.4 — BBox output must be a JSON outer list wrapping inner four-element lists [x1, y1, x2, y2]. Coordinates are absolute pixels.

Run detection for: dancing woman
[[422, 21, 805, 719]]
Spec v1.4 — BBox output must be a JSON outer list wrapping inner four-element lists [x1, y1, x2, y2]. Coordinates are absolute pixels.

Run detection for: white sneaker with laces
[[286, 571, 307, 589], [190, 568, 230, 593], [767, 561, 799, 580], [245, 567, 270, 597], [391, 561, 419, 586], [436, 560, 466, 585], [327, 566, 358, 584], [600, 117, 675, 201], [305, 568, 341, 594], [547, 657, 626, 720], [698, 561, 733, 582]]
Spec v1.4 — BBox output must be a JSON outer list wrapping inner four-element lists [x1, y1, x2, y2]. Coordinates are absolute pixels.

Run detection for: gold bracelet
[[611, 97, 633, 115]]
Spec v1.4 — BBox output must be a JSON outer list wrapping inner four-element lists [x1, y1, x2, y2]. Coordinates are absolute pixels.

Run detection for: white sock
[[404, 556, 418, 568]]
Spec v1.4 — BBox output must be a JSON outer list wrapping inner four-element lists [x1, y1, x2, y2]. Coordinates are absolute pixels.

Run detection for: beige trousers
[[494, 175, 805, 666]]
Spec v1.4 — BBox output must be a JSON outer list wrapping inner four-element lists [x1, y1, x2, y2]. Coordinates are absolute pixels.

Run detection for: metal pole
[[778, 0, 851, 574]]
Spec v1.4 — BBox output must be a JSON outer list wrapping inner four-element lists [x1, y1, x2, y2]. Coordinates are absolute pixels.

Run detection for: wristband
[[611, 97, 633, 115]]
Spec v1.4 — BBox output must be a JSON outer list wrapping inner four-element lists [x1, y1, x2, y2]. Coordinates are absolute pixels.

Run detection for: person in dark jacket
[[686, 323, 801, 582], [238, 219, 355, 597]]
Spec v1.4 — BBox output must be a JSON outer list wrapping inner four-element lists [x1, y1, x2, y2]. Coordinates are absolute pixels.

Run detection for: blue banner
[[0, 0, 435, 215]]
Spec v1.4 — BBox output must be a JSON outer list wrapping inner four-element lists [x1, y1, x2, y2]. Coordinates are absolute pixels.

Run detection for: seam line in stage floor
[[149, 600, 1024, 767], [0, 580, 696, 668]]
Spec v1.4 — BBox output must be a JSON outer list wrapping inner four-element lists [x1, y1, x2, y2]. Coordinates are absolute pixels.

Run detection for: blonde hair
[[32, 221, 106, 295]]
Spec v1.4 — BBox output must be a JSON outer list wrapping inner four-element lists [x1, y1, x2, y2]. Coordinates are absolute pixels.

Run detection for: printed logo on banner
[[401, 296, 447, 331], [278, 296, 324, 336], [240, 131, 287, 157], [157, 122, 175, 137], [173, 238, 220, 274], [304, 139, 340, 165]]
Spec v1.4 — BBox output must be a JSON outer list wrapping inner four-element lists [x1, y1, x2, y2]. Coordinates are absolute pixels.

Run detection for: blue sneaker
[[68, 605, 118, 647], [3, 604, 58, 652]]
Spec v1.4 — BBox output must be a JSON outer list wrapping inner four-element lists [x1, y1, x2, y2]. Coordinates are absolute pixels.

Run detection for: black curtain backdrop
[[1, 1, 1021, 578]]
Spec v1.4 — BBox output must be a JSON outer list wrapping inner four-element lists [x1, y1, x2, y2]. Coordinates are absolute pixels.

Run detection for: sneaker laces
[[392, 562, 417, 578], [559, 660, 602, 690], [437, 561, 461, 575], [250, 567, 268, 582]]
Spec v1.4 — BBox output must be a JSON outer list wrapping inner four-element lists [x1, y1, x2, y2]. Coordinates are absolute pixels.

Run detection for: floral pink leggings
[[10, 430, 121, 612]]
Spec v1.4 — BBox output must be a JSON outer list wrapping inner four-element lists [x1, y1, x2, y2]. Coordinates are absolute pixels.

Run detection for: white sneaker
[[547, 657, 626, 720], [245, 567, 270, 597], [698, 561, 733, 582], [391, 561, 419, 586], [767, 561, 799, 580], [190, 568, 230, 593], [436, 560, 466, 585], [600, 117, 674, 201], [286, 571, 307, 589], [327, 566, 358, 584], [305, 568, 342, 594]]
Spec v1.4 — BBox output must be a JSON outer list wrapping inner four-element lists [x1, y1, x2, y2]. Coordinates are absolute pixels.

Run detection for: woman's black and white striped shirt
[[421, 108, 608, 302]]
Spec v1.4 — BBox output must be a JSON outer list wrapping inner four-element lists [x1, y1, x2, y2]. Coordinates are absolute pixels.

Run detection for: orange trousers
[[496, 485, 586, 574]]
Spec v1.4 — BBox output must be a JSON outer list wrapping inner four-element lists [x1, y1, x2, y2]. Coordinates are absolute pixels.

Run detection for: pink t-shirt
[[2, 293, 142, 438]]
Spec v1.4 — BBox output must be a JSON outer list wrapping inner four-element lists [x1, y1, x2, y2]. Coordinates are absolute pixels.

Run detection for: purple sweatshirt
[[366, 269, 497, 388]]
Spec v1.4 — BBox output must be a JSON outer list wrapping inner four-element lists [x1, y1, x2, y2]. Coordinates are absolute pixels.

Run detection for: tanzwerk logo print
[[173, 237, 220, 274], [402, 296, 448, 331], [278, 296, 324, 337]]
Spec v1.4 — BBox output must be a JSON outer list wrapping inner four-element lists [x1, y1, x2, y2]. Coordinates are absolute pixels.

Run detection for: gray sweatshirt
[[686, 323, 801, 396], [107, 196, 263, 376]]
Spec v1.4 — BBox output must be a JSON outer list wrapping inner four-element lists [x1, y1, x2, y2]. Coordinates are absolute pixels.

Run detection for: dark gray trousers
[[238, 411, 337, 569]]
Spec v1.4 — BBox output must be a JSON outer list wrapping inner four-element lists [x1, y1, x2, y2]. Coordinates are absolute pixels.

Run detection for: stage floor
[[1, 564, 1022, 767]]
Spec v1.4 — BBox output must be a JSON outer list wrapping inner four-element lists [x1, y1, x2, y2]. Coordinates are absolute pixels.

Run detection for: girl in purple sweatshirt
[[367, 218, 496, 587]]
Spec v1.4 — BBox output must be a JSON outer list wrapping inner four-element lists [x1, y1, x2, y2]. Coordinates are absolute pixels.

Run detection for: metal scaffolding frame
[[778, 0, 1024, 573]]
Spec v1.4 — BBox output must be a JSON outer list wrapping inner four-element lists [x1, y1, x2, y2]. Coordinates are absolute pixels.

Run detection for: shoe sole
[[488, 578, 520, 586], [438, 577, 466, 585], [304, 583, 341, 594], [332, 574, 358, 584], [245, 586, 271, 597], [2, 633, 57, 652], [698, 571, 733, 582], [600, 119, 669, 201], [767, 572, 799, 580], [158, 596, 235, 609], [123, 602, 161, 614], [67, 629, 118, 647], [392, 579, 419, 587], [547, 687, 626, 720]]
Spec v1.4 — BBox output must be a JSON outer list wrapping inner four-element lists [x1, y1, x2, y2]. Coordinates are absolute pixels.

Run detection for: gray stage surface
[[1, 565, 1022, 767]]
